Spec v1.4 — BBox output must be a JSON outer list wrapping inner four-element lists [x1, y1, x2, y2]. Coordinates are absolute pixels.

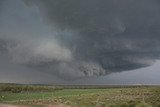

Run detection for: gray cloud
[[0, 0, 160, 81], [7, 38, 72, 64]]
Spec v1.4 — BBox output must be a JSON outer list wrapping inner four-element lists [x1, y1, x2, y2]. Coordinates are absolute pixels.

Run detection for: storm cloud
[[0, 0, 160, 80]]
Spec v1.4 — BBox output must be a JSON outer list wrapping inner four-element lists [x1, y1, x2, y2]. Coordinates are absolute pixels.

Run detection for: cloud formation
[[0, 0, 160, 80], [7, 38, 72, 64]]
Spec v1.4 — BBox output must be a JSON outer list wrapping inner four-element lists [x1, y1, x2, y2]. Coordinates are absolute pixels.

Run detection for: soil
[[0, 103, 71, 107]]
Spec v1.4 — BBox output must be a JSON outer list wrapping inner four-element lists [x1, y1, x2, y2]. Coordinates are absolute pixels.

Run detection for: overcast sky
[[0, 0, 160, 84]]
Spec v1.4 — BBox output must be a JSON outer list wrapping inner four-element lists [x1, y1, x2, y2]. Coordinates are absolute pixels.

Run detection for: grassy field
[[0, 84, 160, 107]]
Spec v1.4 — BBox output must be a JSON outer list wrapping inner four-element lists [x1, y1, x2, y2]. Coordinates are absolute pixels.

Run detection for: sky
[[0, 0, 160, 85]]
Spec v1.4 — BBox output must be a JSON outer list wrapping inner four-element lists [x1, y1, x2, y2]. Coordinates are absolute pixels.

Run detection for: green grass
[[0, 84, 160, 107], [0, 89, 106, 102]]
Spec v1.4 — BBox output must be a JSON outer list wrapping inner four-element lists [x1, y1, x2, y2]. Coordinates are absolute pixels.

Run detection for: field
[[0, 84, 160, 107]]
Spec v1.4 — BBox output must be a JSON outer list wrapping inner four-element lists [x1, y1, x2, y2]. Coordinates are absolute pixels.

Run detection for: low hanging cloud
[[0, 0, 160, 80], [0, 37, 106, 79], [7, 38, 72, 64]]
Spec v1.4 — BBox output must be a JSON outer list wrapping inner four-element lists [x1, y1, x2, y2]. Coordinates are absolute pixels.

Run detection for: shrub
[[0, 84, 64, 93]]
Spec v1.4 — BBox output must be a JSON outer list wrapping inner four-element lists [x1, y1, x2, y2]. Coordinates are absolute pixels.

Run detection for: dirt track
[[0, 104, 22, 107], [0, 103, 70, 107]]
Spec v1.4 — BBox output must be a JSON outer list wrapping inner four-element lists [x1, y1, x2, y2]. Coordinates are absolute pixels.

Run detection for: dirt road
[[0, 103, 70, 107], [0, 104, 23, 107]]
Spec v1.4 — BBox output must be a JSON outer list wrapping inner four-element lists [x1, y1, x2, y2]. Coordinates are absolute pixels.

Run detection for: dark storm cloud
[[1, 0, 160, 80]]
